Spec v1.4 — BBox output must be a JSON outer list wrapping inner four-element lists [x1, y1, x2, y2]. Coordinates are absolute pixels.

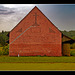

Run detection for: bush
[[70, 50, 75, 56], [2, 45, 9, 55], [0, 50, 3, 55]]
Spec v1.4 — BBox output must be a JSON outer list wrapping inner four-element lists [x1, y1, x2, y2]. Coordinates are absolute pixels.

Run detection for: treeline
[[0, 30, 9, 55], [61, 30, 75, 39]]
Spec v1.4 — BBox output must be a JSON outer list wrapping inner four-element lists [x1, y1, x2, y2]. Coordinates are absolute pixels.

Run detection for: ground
[[0, 56, 75, 71], [0, 63, 75, 71]]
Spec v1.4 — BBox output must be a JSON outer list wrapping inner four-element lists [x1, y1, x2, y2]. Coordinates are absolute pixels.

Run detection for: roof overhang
[[62, 34, 75, 44]]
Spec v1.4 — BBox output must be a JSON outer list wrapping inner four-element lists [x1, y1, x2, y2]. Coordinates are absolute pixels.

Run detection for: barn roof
[[62, 34, 75, 44]]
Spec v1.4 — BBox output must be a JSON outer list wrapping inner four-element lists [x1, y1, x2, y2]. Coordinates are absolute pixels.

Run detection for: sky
[[0, 4, 75, 32]]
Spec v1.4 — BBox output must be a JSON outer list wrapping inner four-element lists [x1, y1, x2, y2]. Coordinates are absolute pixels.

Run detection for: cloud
[[0, 5, 15, 15], [0, 4, 75, 32], [0, 11, 14, 15], [2, 4, 36, 8], [0, 4, 34, 32]]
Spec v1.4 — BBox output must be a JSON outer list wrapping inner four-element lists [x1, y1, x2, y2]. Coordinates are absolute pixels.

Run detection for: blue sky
[[0, 4, 75, 32]]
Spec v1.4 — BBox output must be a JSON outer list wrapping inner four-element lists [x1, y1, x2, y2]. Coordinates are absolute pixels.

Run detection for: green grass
[[0, 56, 75, 71], [70, 49, 75, 56], [0, 63, 75, 71], [0, 56, 75, 63]]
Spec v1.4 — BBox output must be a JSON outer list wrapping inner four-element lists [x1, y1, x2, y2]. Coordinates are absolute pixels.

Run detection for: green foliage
[[61, 30, 75, 39], [0, 30, 9, 55], [70, 43, 75, 49], [2, 45, 9, 55], [70, 50, 75, 56], [0, 50, 3, 55], [0, 31, 9, 46], [0, 45, 9, 55], [0, 35, 5, 46], [72, 36, 75, 40]]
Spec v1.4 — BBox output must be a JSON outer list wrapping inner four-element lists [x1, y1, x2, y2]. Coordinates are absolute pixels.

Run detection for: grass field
[[0, 55, 75, 63], [0, 63, 75, 71], [0, 56, 75, 71]]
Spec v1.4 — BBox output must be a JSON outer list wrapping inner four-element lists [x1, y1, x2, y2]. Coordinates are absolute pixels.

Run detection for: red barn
[[9, 6, 62, 56]]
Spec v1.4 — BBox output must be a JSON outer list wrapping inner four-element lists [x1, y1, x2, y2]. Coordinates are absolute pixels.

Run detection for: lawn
[[0, 55, 75, 63], [0, 63, 75, 71], [0, 56, 75, 71]]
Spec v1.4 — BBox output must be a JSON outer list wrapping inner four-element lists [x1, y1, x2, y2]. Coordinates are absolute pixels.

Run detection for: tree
[[2, 45, 9, 55], [0, 35, 6, 46], [72, 36, 75, 40], [2, 30, 4, 34]]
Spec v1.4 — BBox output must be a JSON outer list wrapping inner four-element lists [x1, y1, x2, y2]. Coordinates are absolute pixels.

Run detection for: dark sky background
[[0, 4, 75, 32]]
